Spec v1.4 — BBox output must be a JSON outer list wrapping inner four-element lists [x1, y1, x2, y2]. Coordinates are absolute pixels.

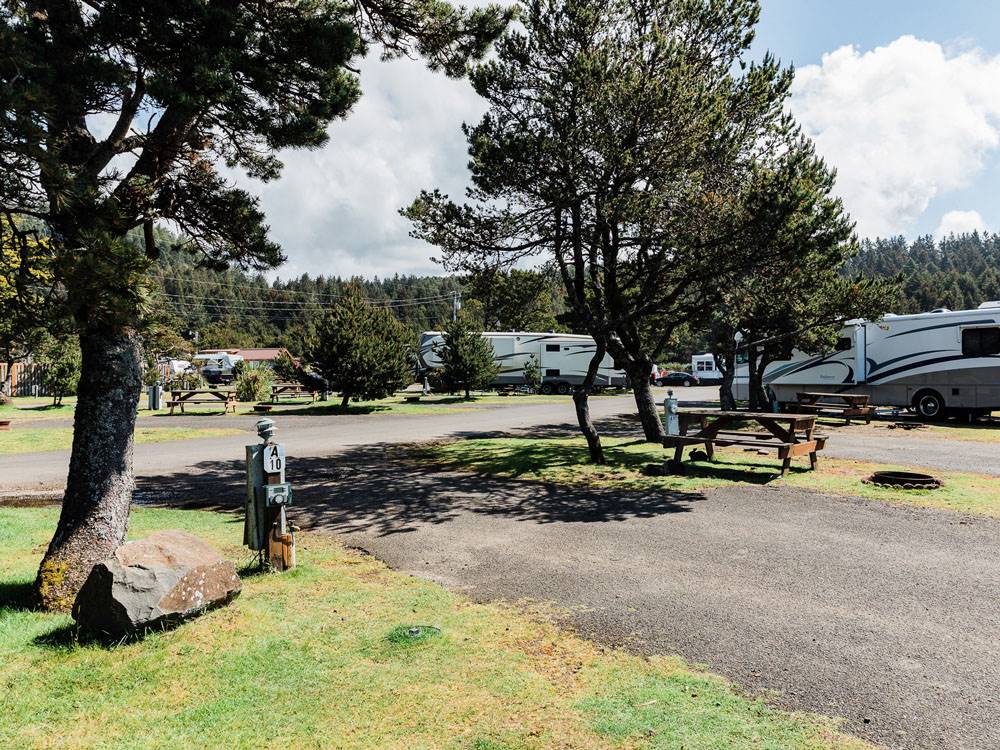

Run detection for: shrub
[[522, 353, 541, 392], [234, 361, 274, 402], [37, 336, 81, 406], [272, 351, 299, 382]]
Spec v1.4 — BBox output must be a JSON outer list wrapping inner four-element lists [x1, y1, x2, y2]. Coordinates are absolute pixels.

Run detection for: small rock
[[72, 530, 241, 639]]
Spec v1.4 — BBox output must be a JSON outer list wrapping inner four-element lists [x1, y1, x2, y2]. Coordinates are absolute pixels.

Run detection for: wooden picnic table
[[790, 391, 873, 424], [663, 409, 826, 476], [270, 383, 316, 402], [167, 388, 237, 415]]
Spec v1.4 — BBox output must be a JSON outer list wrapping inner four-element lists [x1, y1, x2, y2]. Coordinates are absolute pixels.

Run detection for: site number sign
[[264, 444, 285, 475]]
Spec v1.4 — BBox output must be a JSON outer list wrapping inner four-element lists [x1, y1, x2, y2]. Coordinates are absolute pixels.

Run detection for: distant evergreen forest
[[152, 243, 463, 353], [846, 232, 1000, 314], [147, 229, 1000, 358]]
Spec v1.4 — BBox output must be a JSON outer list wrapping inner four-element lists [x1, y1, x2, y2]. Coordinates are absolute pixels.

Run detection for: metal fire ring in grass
[[863, 471, 942, 490]]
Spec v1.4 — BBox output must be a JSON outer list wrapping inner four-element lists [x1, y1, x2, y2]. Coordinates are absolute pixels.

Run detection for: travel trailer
[[691, 353, 723, 385], [418, 331, 627, 394], [734, 303, 1000, 419]]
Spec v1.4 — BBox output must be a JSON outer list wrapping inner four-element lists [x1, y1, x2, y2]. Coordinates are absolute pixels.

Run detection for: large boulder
[[72, 530, 241, 638]]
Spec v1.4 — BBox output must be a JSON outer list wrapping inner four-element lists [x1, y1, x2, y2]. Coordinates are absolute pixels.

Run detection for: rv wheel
[[539, 382, 555, 395], [556, 382, 571, 395], [914, 390, 945, 421]]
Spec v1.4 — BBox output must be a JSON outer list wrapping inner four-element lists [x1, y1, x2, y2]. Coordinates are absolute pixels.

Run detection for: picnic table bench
[[270, 383, 317, 402], [788, 392, 873, 424], [167, 388, 237, 415], [663, 409, 825, 476]]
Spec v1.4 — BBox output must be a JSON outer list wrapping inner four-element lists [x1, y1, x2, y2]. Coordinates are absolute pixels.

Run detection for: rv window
[[545, 344, 560, 352], [545, 368, 560, 377], [962, 327, 1000, 357], [696, 361, 708, 371], [735, 351, 748, 365], [835, 337, 852, 351]]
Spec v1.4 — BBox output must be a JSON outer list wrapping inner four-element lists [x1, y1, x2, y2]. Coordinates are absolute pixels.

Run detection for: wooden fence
[[0, 362, 52, 397]]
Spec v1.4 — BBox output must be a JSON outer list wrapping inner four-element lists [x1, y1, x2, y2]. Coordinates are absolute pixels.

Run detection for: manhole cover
[[863, 471, 942, 490]]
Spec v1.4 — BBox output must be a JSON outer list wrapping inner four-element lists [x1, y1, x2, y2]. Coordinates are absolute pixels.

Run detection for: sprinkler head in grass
[[386, 624, 442, 645]]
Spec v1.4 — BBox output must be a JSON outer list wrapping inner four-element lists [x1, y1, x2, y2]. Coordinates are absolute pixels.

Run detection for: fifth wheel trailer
[[418, 331, 627, 394], [734, 302, 1000, 419]]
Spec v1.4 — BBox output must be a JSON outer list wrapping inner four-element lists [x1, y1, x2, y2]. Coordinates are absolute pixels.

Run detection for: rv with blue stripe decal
[[734, 302, 1000, 419], [418, 331, 628, 395]]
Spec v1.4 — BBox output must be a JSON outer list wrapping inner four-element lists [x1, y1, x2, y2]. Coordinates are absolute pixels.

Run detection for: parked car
[[656, 370, 699, 387]]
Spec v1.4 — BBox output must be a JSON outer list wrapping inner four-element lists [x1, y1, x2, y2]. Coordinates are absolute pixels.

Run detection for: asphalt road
[[2, 386, 998, 492], [319, 467, 999, 750], [122, 441, 999, 750]]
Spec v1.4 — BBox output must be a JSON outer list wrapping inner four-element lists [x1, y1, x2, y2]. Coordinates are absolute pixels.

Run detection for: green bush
[[167, 370, 205, 391], [37, 336, 81, 406], [234, 362, 274, 402], [522, 353, 541, 392], [271, 351, 299, 382]]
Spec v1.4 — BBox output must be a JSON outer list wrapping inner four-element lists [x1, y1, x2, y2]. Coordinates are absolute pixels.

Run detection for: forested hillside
[[145, 229, 563, 356], [845, 232, 1000, 313], [144, 229, 1000, 359], [151, 243, 462, 352]]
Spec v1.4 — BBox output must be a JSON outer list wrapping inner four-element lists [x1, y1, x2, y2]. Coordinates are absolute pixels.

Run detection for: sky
[[238, 1, 1000, 279]]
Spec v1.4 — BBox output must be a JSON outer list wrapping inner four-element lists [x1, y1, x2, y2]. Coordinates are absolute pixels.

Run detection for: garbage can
[[147, 385, 162, 411]]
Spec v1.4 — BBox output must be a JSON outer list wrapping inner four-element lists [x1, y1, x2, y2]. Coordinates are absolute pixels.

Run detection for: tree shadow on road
[[137, 443, 704, 538]]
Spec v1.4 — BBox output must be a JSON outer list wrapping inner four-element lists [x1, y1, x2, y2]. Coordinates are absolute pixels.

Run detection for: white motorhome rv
[[734, 303, 1000, 419], [691, 353, 723, 385], [418, 331, 627, 394]]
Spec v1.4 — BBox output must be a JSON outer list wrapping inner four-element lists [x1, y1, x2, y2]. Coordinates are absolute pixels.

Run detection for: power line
[[155, 274, 461, 304], [156, 290, 456, 311]]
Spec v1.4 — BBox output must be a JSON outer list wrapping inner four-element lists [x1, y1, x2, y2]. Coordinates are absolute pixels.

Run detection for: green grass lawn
[[0, 398, 77, 422], [0, 426, 242, 455], [421, 437, 1000, 518], [0, 506, 866, 750]]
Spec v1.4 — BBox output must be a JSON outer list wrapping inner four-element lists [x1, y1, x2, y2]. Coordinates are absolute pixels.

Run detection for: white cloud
[[790, 36, 1000, 238], [935, 209, 988, 238], [235, 55, 488, 279]]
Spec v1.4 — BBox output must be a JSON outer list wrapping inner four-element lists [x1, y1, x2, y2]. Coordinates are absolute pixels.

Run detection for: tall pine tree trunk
[[716, 349, 737, 411], [573, 344, 606, 464], [747, 347, 769, 412], [625, 360, 665, 443], [34, 328, 143, 611]]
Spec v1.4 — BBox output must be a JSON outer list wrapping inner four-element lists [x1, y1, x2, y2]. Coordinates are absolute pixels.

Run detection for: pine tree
[[37, 336, 82, 407], [436, 318, 499, 399], [2, 0, 510, 610], [308, 291, 414, 408], [406, 0, 804, 453]]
